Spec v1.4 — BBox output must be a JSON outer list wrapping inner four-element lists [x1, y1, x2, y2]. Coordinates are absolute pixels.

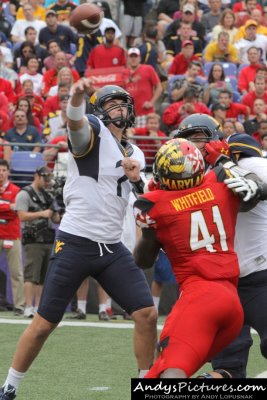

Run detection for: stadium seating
[[10, 151, 45, 187]]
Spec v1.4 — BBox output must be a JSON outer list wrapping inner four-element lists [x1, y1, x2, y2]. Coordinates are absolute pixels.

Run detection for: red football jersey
[[135, 168, 241, 286]]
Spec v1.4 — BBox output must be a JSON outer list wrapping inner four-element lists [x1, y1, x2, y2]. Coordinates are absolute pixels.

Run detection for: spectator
[[162, 87, 211, 129], [10, 97, 42, 133], [11, 3, 46, 44], [200, 0, 222, 35], [0, 94, 9, 118], [128, 112, 167, 168], [0, 44, 14, 69], [0, 77, 15, 111], [16, 79, 44, 124], [238, 47, 263, 95], [0, 160, 25, 316], [234, 8, 267, 42], [0, 49, 18, 89], [241, 75, 267, 114], [165, 21, 203, 63], [38, 9, 77, 54], [74, 30, 103, 77], [5, 109, 41, 152], [122, 0, 144, 48], [43, 94, 69, 140], [210, 8, 238, 43], [47, 66, 73, 97], [168, 40, 201, 76], [87, 27, 126, 69], [222, 119, 237, 138], [138, 26, 165, 70], [218, 89, 250, 121], [203, 62, 233, 106], [235, 19, 267, 63], [13, 27, 47, 73], [243, 98, 267, 135], [16, 0, 46, 22], [18, 56, 43, 96], [43, 39, 74, 71], [47, 0, 77, 24], [125, 47, 162, 127], [211, 102, 227, 126], [42, 82, 71, 118], [0, 112, 11, 160], [258, 120, 267, 152], [164, 3, 206, 47], [42, 51, 79, 97], [0, 3, 12, 39], [204, 31, 239, 63], [169, 60, 205, 103], [235, 0, 262, 28]]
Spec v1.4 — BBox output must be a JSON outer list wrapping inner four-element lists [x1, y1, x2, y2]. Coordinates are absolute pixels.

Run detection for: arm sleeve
[[67, 114, 100, 156]]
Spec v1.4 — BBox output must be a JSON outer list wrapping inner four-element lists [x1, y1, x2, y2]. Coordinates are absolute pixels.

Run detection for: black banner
[[131, 379, 267, 400]]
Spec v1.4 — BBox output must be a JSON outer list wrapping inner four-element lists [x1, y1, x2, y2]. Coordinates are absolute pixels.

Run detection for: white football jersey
[[235, 157, 267, 277], [59, 115, 145, 243]]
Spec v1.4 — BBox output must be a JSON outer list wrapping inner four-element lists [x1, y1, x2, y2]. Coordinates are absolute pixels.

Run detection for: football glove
[[224, 176, 258, 202], [204, 140, 230, 166]]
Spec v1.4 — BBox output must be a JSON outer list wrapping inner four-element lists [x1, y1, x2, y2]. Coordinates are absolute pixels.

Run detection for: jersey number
[[190, 206, 228, 253]]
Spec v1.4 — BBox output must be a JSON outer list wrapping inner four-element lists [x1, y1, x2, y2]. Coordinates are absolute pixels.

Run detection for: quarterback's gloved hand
[[224, 176, 259, 202], [204, 140, 230, 166]]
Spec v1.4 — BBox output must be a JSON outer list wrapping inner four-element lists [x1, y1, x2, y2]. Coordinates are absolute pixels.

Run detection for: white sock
[[99, 303, 106, 313], [77, 301, 86, 314], [4, 367, 25, 390], [33, 306, 38, 314], [138, 369, 149, 378], [106, 297, 112, 309], [152, 296, 160, 311]]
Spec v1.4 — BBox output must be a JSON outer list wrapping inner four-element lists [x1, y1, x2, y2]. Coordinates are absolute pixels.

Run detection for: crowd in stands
[[1, 0, 267, 316]]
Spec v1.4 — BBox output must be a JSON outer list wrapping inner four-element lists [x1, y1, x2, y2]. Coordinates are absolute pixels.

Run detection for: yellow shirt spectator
[[204, 32, 239, 64], [16, 5, 46, 21]]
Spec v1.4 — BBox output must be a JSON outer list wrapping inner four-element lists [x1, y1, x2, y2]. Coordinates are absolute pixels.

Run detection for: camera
[[22, 219, 49, 245], [47, 176, 66, 215]]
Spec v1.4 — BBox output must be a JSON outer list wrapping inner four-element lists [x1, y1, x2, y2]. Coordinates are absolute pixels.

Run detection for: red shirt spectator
[[125, 48, 162, 123], [42, 68, 79, 97], [168, 40, 201, 76], [87, 27, 126, 69], [218, 89, 250, 120], [0, 179, 21, 240], [162, 90, 211, 128], [43, 84, 70, 118], [130, 113, 167, 166], [238, 63, 262, 94], [0, 77, 15, 104]]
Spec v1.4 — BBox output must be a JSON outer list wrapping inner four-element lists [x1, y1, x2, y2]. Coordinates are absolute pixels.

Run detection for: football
[[69, 3, 104, 34]]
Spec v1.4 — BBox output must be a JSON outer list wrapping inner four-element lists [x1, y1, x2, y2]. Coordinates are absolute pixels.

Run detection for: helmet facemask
[[90, 86, 135, 129]]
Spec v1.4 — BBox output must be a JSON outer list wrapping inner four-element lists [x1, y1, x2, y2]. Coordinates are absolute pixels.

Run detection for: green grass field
[[0, 313, 266, 400]]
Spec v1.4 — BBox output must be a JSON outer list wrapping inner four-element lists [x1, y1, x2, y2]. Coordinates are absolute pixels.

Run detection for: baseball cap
[[211, 103, 227, 112], [183, 4, 195, 13], [46, 10, 57, 18], [244, 19, 258, 29], [36, 166, 54, 182], [128, 48, 140, 56], [182, 40, 193, 48]]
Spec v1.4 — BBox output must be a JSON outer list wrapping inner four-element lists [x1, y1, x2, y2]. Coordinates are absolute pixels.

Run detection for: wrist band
[[66, 101, 86, 121]]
